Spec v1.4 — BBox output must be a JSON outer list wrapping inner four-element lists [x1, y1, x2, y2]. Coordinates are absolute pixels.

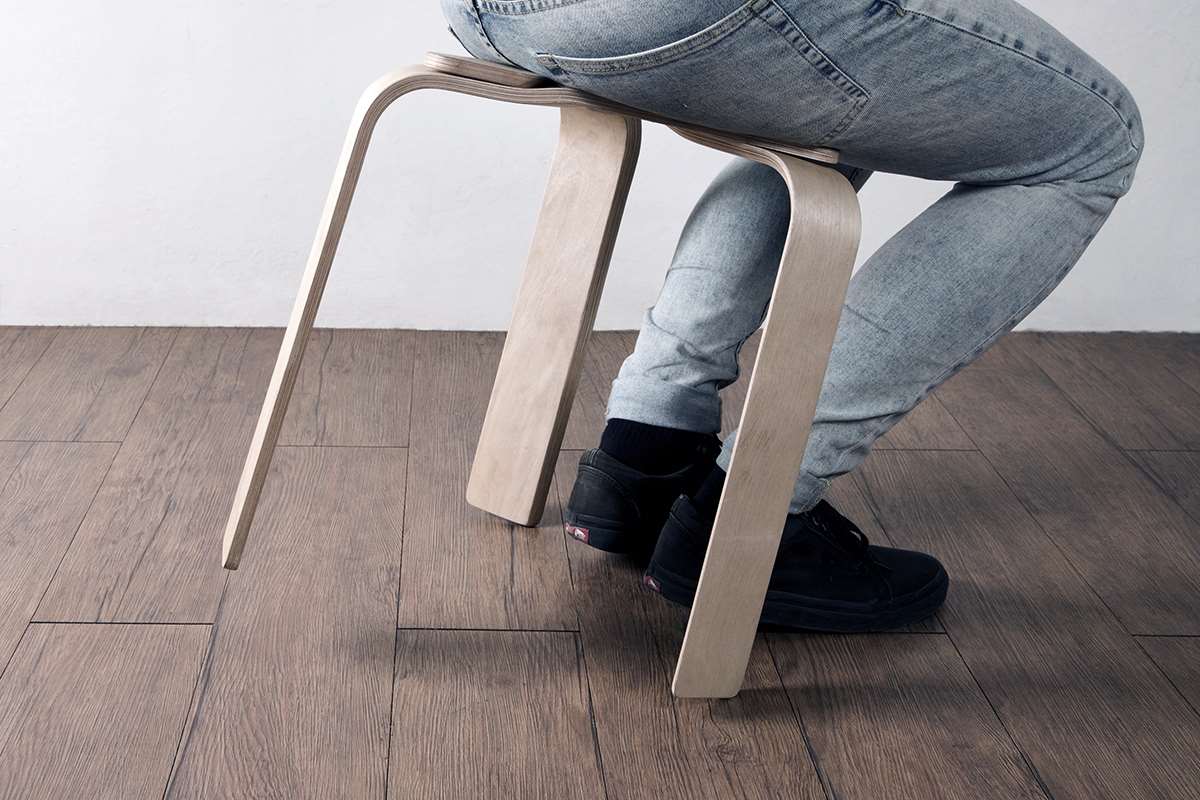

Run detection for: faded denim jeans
[[442, 0, 1143, 512]]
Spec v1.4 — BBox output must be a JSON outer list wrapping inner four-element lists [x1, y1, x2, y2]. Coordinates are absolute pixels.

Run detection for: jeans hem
[[606, 376, 722, 434]]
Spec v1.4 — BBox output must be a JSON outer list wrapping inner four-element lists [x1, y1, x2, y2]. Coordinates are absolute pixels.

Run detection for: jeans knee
[[1102, 80, 1144, 197]]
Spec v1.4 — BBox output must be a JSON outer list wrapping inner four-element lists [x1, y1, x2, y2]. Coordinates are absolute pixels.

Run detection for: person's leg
[[445, 0, 1143, 624], [465, 0, 1143, 515], [712, 0, 1144, 512], [605, 159, 867, 437]]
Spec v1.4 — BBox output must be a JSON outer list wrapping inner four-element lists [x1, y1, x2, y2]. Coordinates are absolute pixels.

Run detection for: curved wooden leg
[[671, 157, 862, 698], [467, 108, 641, 526], [222, 68, 433, 570]]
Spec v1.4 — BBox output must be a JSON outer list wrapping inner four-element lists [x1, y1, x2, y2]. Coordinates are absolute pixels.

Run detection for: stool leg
[[671, 157, 861, 698], [222, 69, 431, 569], [467, 108, 641, 526]]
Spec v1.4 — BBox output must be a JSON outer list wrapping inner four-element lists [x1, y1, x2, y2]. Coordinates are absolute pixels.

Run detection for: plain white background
[[1, 1, 1196, 331]]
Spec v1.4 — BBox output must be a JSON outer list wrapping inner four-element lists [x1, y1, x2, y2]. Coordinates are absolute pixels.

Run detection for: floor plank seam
[[18, 329, 183, 639], [852, 458, 1063, 800], [277, 443, 411, 450], [572, 631, 612, 800], [922, 385, 1144, 641], [395, 625, 581, 633], [0, 328, 60, 419], [1018, 347, 1200, 529], [162, 572, 232, 799], [115, 327, 181, 443], [160, 623, 216, 800], [934, 625, 1055, 800], [27, 620, 216, 627], [383, 429, 412, 800], [552, 469, 609, 799], [0, 439, 124, 445], [9, 441, 121, 680], [1130, 636, 1200, 723], [763, 636, 837, 800]]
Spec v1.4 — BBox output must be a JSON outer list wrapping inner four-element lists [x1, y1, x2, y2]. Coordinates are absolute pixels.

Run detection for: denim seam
[[756, 1, 870, 145], [889, 7, 1139, 151], [477, 0, 594, 16], [464, 0, 522, 67], [536, 2, 762, 75]]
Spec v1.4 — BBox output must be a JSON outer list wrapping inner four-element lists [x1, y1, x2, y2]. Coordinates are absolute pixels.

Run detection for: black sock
[[599, 418, 714, 475], [690, 465, 726, 521]]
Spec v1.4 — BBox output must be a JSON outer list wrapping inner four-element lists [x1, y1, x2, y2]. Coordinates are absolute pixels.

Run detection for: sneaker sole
[[642, 560, 949, 633]]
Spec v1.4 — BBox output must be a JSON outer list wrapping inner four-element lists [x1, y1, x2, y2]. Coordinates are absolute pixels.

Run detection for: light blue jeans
[[443, 0, 1143, 512]]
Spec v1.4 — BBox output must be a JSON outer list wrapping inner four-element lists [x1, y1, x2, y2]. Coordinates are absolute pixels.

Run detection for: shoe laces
[[796, 501, 888, 571]]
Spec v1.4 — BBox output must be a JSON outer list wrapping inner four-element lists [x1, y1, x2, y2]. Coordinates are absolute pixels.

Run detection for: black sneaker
[[563, 439, 720, 559], [643, 496, 948, 632]]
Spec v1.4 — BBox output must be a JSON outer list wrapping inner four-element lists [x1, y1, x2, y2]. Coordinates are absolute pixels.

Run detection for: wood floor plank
[[166, 446, 405, 799], [0, 327, 57, 415], [1138, 333, 1200, 395], [279, 329, 414, 446], [1138, 637, 1200, 714], [770, 633, 1045, 800], [1014, 333, 1200, 450], [0, 443, 116, 671], [0, 623, 208, 800], [934, 337, 1200, 635], [36, 329, 279, 623], [399, 332, 575, 630], [1127, 450, 1200, 523], [876, 392, 976, 450], [389, 630, 603, 799], [859, 449, 1200, 799], [563, 331, 635, 450], [554, 454, 826, 800], [0, 327, 175, 442]]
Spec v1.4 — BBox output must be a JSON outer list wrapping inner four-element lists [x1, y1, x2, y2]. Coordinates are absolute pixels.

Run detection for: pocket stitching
[[537, 2, 761, 76]]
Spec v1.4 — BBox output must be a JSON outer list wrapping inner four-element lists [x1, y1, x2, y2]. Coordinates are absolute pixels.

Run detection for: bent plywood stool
[[221, 52, 862, 699]]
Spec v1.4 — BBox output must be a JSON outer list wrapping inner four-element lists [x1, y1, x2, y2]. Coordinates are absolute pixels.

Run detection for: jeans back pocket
[[533, 0, 869, 146]]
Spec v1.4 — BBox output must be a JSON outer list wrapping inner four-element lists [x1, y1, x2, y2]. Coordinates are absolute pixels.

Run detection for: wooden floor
[[0, 326, 1198, 799]]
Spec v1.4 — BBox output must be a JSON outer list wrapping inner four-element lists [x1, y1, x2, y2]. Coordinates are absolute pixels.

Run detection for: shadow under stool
[[219, 52, 863, 699]]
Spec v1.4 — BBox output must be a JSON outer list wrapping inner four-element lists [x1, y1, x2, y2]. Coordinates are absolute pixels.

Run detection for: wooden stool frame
[[221, 53, 861, 699]]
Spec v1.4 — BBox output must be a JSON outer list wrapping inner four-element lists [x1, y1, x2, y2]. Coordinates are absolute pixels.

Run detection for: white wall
[[1, 1, 1196, 331]]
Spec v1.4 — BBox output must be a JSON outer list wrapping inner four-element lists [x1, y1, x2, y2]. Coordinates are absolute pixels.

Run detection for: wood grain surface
[[3, 327, 1200, 798], [390, 630, 603, 799], [167, 446, 406, 799], [0, 443, 116, 670], [555, 454, 826, 800], [875, 392, 975, 450], [935, 337, 1200, 635], [36, 330, 279, 622], [1014, 332, 1200, 450], [398, 332, 576, 631], [0, 327, 57, 414], [279, 328, 414, 446], [771, 633, 1045, 800], [466, 107, 640, 527], [0, 327, 174, 442], [0, 623, 208, 800], [1127, 450, 1200, 523], [859, 449, 1200, 799], [1138, 636, 1200, 714]]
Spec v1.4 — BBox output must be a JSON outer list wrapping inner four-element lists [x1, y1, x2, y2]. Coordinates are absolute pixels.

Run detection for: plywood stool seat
[[220, 51, 862, 699]]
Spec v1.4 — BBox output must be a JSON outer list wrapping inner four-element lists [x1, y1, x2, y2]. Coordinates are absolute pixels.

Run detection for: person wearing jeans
[[441, 0, 1143, 630]]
